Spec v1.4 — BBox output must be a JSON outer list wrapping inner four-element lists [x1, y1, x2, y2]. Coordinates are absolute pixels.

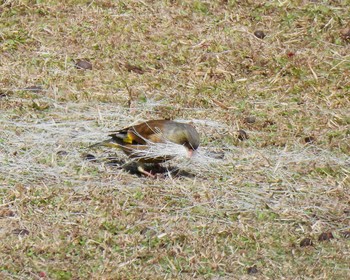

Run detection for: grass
[[1, 0, 349, 279]]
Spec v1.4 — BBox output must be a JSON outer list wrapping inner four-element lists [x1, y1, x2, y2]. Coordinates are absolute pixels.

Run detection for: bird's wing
[[110, 121, 167, 145]]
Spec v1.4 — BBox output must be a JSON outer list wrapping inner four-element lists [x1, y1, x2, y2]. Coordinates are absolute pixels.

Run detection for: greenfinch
[[91, 120, 200, 177]]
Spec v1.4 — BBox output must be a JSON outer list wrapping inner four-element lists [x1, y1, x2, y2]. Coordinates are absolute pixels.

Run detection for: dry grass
[[1, 0, 350, 279]]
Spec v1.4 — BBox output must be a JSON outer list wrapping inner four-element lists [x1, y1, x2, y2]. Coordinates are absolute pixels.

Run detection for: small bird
[[90, 120, 200, 177]]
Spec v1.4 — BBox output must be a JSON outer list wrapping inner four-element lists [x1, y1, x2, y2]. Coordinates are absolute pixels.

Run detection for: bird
[[90, 120, 200, 177]]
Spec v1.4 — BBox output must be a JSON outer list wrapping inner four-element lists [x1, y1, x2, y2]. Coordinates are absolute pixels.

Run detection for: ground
[[0, 0, 349, 279]]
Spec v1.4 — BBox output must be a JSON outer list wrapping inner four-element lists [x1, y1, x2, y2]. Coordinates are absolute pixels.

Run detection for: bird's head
[[176, 124, 200, 158]]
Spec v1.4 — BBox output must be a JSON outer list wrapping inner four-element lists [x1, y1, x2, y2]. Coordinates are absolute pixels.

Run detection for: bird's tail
[[89, 139, 122, 149]]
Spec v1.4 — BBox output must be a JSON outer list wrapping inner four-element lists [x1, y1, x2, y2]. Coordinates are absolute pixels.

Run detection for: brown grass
[[1, 0, 349, 279]]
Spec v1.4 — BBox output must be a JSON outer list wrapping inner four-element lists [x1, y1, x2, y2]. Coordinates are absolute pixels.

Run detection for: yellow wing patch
[[123, 132, 134, 144]]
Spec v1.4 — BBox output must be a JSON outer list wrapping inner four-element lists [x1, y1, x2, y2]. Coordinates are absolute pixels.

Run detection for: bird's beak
[[187, 149, 194, 158]]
